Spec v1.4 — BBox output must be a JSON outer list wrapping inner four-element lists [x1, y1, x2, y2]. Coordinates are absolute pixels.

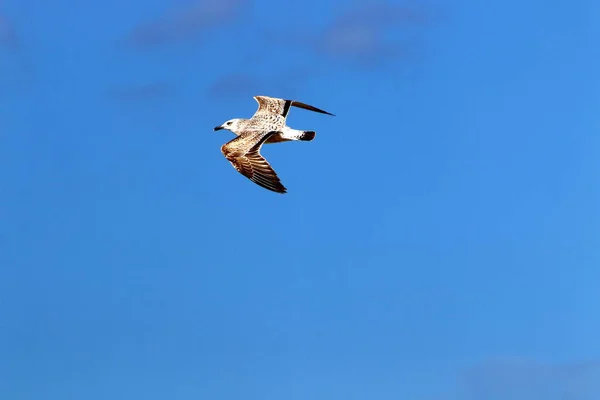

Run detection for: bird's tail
[[299, 131, 316, 141]]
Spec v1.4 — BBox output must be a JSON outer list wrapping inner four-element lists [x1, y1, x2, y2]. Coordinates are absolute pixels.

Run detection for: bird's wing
[[252, 96, 288, 118], [252, 96, 335, 119], [221, 130, 287, 194]]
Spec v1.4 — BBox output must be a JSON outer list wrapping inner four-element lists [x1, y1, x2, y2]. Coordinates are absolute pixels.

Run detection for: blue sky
[[1, 0, 599, 399]]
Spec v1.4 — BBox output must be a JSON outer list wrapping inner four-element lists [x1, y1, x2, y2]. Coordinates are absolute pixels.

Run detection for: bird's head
[[214, 118, 243, 133]]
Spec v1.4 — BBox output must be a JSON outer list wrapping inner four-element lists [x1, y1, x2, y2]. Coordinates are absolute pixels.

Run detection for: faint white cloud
[[125, 0, 250, 48], [0, 13, 17, 49], [0, 12, 35, 90], [266, 0, 428, 69], [454, 357, 600, 400], [207, 67, 318, 100], [107, 82, 176, 101], [319, 1, 423, 59], [123, 0, 430, 100], [205, 1, 428, 99], [207, 73, 268, 99]]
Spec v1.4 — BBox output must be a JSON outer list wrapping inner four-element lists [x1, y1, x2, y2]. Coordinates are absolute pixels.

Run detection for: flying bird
[[214, 95, 334, 194]]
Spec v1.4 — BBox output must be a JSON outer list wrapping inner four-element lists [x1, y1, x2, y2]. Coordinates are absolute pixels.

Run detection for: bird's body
[[214, 95, 334, 194]]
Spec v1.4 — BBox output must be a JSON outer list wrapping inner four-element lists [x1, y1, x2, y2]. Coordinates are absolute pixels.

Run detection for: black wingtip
[[314, 108, 335, 116], [317, 109, 336, 116], [291, 101, 336, 117]]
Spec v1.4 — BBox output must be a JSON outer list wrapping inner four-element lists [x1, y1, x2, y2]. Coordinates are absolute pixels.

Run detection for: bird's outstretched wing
[[252, 95, 335, 119], [221, 130, 287, 194]]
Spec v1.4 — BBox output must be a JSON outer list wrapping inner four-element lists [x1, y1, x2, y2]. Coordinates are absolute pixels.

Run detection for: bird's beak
[[214, 126, 224, 131]]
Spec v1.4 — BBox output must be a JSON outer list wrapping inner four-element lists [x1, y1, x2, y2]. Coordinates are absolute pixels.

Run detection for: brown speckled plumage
[[214, 95, 334, 194], [221, 131, 287, 194]]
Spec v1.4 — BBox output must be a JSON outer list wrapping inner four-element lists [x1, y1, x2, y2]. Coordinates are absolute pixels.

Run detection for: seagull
[[214, 95, 334, 194]]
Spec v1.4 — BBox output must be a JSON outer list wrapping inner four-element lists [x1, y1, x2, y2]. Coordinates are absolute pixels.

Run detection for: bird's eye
[[226, 122, 232, 125]]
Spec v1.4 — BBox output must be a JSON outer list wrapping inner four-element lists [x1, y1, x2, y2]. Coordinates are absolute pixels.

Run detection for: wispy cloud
[[316, 1, 425, 65], [266, 1, 428, 69], [207, 73, 271, 99], [207, 67, 318, 101], [107, 82, 176, 101], [124, 0, 250, 48], [206, 1, 428, 98], [0, 13, 17, 49], [0, 12, 35, 90], [455, 357, 600, 400], [122, 0, 430, 100]]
